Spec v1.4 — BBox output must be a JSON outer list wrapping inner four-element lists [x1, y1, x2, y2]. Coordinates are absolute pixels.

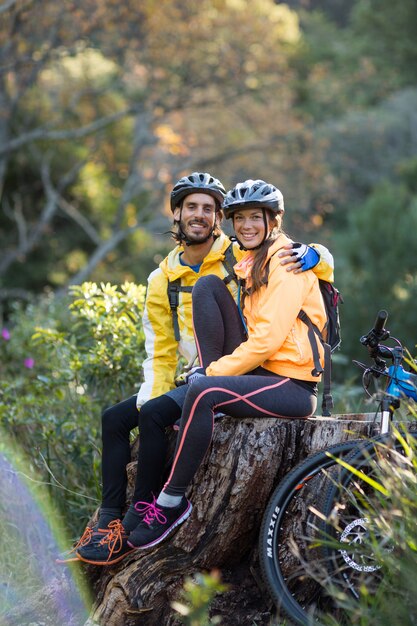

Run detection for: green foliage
[[33, 281, 147, 402], [290, 10, 363, 119], [334, 176, 417, 371], [0, 282, 146, 537], [172, 570, 228, 626], [291, 1, 417, 121], [351, 0, 417, 89], [316, 88, 417, 213], [324, 429, 417, 625]]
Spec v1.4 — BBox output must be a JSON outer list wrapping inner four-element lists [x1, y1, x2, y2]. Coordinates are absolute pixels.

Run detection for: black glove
[[186, 366, 206, 385]]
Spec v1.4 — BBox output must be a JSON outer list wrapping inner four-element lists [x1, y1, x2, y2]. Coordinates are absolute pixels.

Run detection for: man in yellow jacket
[[63, 171, 333, 565]]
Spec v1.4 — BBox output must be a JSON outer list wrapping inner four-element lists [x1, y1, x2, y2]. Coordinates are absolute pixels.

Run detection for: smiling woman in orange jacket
[[205, 231, 326, 382], [114, 179, 328, 552]]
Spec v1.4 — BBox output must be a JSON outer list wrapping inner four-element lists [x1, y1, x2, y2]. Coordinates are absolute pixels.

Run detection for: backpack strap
[[167, 278, 193, 342], [298, 309, 334, 417], [167, 244, 238, 343], [321, 342, 333, 417], [222, 243, 238, 285], [298, 310, 324, 377]]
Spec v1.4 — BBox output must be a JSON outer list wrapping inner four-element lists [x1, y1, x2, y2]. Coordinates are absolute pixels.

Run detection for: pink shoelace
[[134, 497, 168, 527]]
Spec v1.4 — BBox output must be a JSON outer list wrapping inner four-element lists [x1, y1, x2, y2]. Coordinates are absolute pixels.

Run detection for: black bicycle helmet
[[222, 179, 284, 218], [170, 172, 226, 212]]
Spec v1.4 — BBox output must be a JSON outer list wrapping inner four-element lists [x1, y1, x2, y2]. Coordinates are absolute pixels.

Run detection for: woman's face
[[233, 208, 269, 249]]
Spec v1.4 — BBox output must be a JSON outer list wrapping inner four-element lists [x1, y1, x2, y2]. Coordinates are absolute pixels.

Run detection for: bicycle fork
[[380, 396, 398, 435]]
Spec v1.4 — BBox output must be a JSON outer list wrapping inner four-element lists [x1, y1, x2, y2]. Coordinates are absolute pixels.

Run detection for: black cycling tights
[[101, 394, 181, 508], [163, 275, 317, 498]]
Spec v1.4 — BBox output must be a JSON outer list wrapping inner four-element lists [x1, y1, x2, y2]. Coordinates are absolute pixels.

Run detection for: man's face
[[173, 192, 217, 243]]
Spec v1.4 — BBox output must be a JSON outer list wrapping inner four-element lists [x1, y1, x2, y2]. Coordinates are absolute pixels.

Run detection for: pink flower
[[1, 328, 10, 340], [24, 358, 35, 369]]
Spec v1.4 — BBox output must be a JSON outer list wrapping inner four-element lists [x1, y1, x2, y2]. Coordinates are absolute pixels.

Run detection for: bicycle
[[258, 310, 417, 625]]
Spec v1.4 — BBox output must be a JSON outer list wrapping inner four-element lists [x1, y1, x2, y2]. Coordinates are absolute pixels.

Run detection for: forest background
[[1, 0, 417, 620]]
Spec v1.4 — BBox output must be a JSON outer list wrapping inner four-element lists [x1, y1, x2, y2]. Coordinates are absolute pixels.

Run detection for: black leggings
[[163, 275, 317, 498], [101, 394, 181, 508]]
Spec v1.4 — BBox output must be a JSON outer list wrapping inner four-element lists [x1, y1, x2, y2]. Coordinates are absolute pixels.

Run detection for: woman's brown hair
[[250, 210, 282, 293]]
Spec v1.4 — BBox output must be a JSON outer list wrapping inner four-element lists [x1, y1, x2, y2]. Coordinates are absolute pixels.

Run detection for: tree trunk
[[84, 414, 383, 626]]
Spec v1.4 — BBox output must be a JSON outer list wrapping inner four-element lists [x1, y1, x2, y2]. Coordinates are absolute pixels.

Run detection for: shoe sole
[[128, 501, 193, 550], [76, 544, 136, 566], [55, 528, 110, 565]]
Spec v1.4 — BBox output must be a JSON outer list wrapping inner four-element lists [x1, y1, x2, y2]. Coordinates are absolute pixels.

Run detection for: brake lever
[[353, 359, 387, 379]]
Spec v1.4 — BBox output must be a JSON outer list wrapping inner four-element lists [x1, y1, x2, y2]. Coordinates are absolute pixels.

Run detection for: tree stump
[[84, 414, 384, 626]]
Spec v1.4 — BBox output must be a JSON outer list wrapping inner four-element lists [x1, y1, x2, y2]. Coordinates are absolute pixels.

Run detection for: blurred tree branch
[[0, 0, 302, 292], [0, 107, 139, 158]]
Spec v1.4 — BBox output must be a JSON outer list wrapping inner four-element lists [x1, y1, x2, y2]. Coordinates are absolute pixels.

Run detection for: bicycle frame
[[379, 347, 417, 434]]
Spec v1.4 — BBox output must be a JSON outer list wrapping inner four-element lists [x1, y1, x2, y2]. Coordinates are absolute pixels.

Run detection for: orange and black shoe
[[76, 519, 136, 566], [55, 524, 112, 564]]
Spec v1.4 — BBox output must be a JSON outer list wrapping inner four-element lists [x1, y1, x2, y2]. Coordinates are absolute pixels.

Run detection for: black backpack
[[318, 280, 343, 353], [167, 243, 237, 342]]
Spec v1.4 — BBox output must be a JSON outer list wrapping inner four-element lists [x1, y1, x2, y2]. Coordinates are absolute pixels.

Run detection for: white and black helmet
[[222, 179, 284, 218], [170, 172, 226, 212]]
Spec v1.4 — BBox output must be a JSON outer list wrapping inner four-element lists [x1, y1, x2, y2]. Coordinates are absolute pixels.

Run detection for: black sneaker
[[55, 524, 110, 564], [127, 497, 192, 549], [76, 519, 135, 566]]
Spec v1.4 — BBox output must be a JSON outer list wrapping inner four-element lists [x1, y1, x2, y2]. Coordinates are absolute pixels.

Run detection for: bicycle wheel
[[258, 439, 370, 626], [320, 431, 417, 601]]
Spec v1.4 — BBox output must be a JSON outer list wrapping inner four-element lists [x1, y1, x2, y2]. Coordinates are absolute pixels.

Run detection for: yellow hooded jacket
[[206, 234, 328, 382], [137, 233, 333, 406]]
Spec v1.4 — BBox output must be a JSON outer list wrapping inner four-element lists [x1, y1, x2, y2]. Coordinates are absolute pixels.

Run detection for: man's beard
[[180, 219, 213, 243]]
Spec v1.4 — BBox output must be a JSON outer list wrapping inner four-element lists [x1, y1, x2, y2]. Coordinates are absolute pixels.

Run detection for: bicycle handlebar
[[360, 309, 393, 366], [356, 309, 417, 405], [373, 309, 388, 335], [360, 309, 390, 354]]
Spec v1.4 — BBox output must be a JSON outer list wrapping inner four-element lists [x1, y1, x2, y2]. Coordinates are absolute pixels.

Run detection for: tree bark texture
[[84, 414, 388, 626]]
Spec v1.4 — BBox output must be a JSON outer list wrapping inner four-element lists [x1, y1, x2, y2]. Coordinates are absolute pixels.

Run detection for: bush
[[0, 282, 146, 536]]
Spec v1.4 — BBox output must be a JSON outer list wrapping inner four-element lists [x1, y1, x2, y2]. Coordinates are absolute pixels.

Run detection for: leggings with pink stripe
[[163, 275, 317, 498]]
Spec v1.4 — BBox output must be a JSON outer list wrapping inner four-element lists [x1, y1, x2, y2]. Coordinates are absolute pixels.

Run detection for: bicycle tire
[[258, 438, 373, 626], [319, 431, 417, 601]]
